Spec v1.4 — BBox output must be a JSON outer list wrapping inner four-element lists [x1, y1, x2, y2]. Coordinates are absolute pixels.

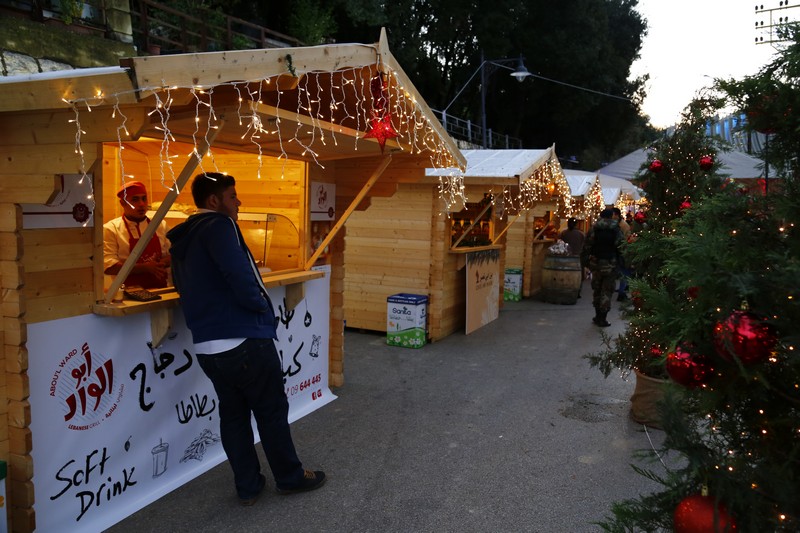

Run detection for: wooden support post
[[450, 201, 492, 249], [104, 119, 226, 303], [285, 283, 305, 312], [150, 307, 173, 348], [492, 212, 522, 244], [303, 155, 392, 270]]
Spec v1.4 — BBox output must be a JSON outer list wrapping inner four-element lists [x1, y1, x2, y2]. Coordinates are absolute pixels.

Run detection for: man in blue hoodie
[[168, 172, 325, 506]]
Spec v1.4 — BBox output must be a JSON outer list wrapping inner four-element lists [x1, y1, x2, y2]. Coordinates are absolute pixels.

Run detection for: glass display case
[[153, 211, 301, 272]]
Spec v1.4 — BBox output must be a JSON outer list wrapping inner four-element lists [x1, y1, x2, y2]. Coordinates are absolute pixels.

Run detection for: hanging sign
[[465, 250, 500, 334], [22, 174, 94, 228]]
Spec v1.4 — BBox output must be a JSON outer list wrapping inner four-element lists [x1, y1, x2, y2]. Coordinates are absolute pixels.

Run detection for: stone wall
[[0, 8, 136, 76]]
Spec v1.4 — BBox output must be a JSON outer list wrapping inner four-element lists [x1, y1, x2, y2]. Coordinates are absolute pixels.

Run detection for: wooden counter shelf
[[93, 269, 324, 317], [449, 244, 503, 254]]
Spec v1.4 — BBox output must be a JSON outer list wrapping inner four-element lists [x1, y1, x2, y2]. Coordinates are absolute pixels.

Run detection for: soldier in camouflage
[[581, 208, 623, 327]]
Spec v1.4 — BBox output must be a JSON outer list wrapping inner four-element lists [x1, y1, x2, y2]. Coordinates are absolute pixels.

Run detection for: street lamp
[[442, 52, 633, 148], [442, 51, 533, 148]]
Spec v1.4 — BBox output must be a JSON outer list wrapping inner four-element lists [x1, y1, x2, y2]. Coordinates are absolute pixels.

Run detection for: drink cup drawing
[[152, 439, 169, 477]]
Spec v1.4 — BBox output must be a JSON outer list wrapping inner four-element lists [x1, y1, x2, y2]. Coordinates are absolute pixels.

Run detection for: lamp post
[[442, 51, 532, 148], [441, 52, 632, 148]]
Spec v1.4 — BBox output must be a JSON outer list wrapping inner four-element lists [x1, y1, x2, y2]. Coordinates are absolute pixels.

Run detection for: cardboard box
[[386, 294, 428, 348], [504, 268, 523, 301]]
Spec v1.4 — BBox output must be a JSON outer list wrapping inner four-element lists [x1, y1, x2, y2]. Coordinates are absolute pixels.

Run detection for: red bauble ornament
[[713, 310, 777, 365], [687, 286, 699, 300], [633, 211, 647, 224], [648, 159, 664, 173], [666, 344, 714, 388], [631, 290, 643, 309], [364, 113, 398, 153], [699, 155, 714, 171], [649, 345, 663, 358], [674, 494, 737, 533], [680, 200, 692, 211]]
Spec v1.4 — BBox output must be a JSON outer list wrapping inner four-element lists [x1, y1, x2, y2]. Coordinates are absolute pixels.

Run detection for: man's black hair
[[191, 172, 236, 207], [600, 208, 614, 219]]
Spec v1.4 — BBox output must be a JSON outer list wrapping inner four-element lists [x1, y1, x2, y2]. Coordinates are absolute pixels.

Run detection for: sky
[[630, 0, 782, 128]]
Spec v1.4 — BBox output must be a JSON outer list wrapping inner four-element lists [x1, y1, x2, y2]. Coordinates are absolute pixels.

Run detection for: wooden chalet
[[0, 30, 465, 532]]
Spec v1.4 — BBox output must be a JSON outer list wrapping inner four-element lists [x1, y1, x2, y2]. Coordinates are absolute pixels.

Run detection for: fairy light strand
[[64, 63, 464, 210]]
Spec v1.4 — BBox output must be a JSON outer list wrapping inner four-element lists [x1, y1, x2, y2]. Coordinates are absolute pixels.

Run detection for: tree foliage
[[588, 27, 800, 532], [234, 0, 655, 166]]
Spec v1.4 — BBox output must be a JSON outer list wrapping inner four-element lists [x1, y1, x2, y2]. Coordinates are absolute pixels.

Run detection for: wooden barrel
[[540, 254, 582, 305]]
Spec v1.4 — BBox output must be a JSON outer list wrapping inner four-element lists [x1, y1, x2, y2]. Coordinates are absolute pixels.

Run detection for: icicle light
[[63, 57, 466, 205]]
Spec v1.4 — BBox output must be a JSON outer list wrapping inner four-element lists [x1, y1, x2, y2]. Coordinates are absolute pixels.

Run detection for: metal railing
[[0, 0, 304, 54], [130, 0, 304, 54], [432, 109, 523, 149]]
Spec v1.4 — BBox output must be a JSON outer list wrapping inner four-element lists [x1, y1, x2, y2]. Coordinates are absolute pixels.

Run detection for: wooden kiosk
[[0, 31, 465, 532], [344, 148, 566, 339], [502, 167, 605, 298]]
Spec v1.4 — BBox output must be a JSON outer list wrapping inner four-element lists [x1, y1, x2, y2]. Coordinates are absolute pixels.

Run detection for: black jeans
[[197, 338, 304, 499]]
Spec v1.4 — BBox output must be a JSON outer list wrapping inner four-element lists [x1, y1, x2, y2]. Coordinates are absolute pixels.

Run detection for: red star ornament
[[364, 114, 398, 153]]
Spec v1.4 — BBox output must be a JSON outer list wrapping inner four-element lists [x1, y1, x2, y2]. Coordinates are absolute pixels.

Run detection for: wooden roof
[[0, 29, 465, 170]]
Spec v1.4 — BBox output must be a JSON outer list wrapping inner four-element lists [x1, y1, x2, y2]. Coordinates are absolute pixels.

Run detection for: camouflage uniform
[[588, 256, 618, 313], [582, 215, 623, 326]]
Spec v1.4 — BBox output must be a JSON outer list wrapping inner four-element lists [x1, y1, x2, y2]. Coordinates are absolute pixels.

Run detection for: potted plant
[[584, 97, 736, 431], [586, 318, 670, 428]]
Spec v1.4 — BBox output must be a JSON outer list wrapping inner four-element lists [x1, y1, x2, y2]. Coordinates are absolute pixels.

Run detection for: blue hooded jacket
[[167, 212, 278, 343]]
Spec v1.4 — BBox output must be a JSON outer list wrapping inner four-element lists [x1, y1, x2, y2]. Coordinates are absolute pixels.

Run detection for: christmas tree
[[587, 29, 800, 533]]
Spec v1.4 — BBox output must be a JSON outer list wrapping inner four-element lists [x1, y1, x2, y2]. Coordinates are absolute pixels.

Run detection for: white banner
[[28, 267, 334, 532], [465, 251, 500, 334]]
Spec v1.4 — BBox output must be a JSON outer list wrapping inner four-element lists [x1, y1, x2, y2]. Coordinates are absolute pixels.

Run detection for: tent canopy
[[563, 169, 597, 197], [598, 173, 642, 201], [597, 148, 770, 181]]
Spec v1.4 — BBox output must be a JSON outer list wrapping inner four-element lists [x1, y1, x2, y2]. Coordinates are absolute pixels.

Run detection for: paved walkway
[[108, 291, 664, 532]]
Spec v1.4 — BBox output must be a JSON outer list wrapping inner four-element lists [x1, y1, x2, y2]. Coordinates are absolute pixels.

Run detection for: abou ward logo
[[49, 342, 124, 431]]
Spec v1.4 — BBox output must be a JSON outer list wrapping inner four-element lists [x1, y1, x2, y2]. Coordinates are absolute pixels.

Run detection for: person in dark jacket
[[167, 172, 325, 506], [582, 208, 623, 327]]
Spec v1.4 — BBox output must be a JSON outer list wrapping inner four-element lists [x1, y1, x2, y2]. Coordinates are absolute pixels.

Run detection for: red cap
[[117, 181, 147, 199]]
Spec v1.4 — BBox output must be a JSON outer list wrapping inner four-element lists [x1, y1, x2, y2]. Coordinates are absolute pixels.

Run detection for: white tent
[[563, 169, 597, 197], [597, 148, 771, 181], [598, 173, 642, 203]]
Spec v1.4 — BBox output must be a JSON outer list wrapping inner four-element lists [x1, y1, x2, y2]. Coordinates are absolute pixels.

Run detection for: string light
[[63, 58, 466, 208]]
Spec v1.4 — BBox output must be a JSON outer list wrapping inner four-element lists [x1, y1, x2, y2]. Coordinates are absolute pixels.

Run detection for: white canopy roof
[[426, 146, 556, 184], [563, 169, 598, 196], [597, 148, 770, 181], [598, 173, 642, 202]]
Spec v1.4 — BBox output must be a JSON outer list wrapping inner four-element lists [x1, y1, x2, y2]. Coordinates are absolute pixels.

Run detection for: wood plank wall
[[505, 212, 527, 271], [0, 128, 100, 532], [428, 200, 452, 340], [343, 182, 511, 342], [0, 135, 93, 530], [343, 183, 432, 333]]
